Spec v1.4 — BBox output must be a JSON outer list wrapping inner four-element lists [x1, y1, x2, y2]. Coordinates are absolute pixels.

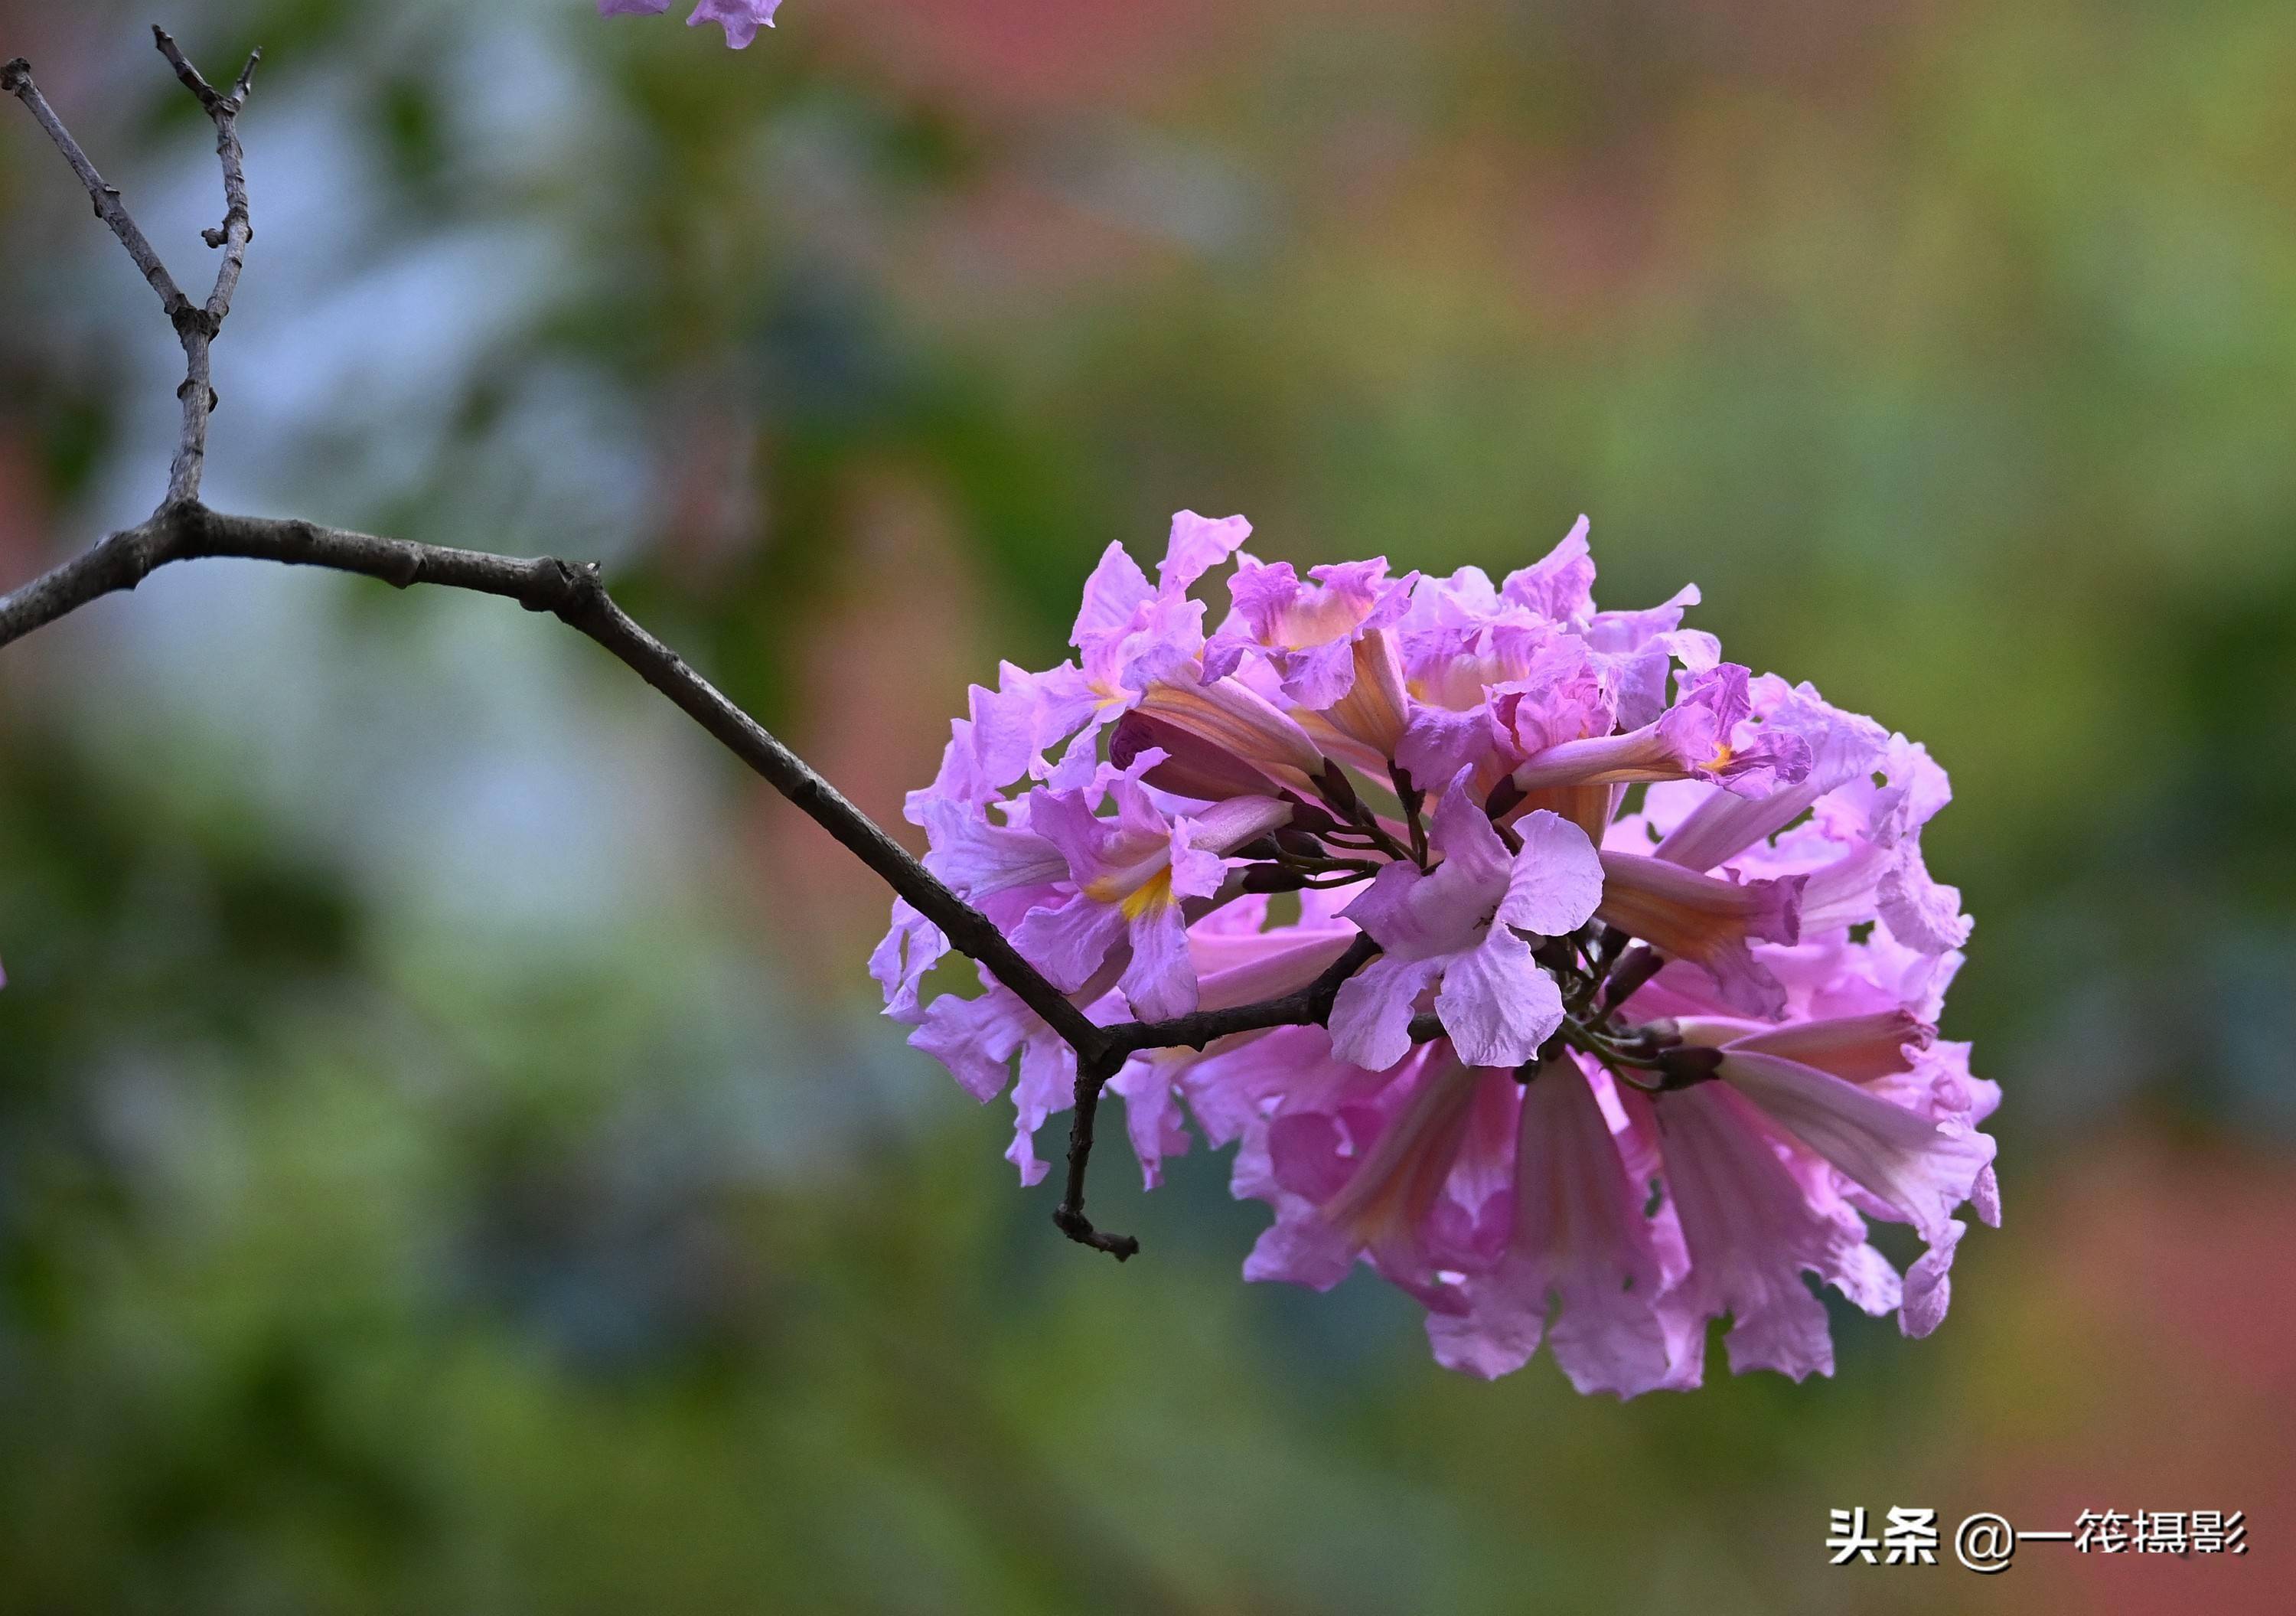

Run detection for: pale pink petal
[[1159, 511, 1251, 594], [1394, 703, 1500, 789], [908, 980, 1031, 1103], [1426, 768, 1514, 889], [1328, 954, 1445, 1072], [1972, 1164, 2002, 1228], [1499, 514, 1596, 622], [1005, 1033, 1076, 1187], [688, 0, 780, 46], [1243, 1210, 1361, 1291], [1495, 808, 1605, 935], [1013, 894, 1128, 993], [1433, 928, 1562, 1068], [1900, 1218, 1964, 1338], [1338, 860, 1476, 962], [917, 798, 1066, 901], [1109, 1053, 1192, 1190], [1878, 839, 1972, 953], [1118, 904, 1197, 1020], [1071, 541, 1156, 648], [1265, 1110, 1358, 1203], [869, 899, 946, 1024], [1197, 628, 1253, 686], [1280, 638, 1359, 710]]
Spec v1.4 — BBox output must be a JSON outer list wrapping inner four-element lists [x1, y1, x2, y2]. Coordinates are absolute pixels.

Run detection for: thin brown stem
[[1103, 932, 1380, 1056], [1052, 1052, 1138, 1261], [1389, 762, 1428, 867]]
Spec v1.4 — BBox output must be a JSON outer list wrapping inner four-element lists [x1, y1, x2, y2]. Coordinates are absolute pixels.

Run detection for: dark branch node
[[1051, 1206, 1139, 1262]]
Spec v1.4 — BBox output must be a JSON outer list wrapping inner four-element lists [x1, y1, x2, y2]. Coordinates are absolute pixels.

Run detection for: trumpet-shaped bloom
[[1425, 1057, 1684, 1393], [1510, 664, 1814, 798], [1650, 677, 1890, 873], [1714, 1047, 1994, 1321], [1643, 1079, 1902, 1382], [1014, 778, 1289, 1019], [1194, 1027, 1518, 1311], [1203, 556, 1417, 711], [1593, 851, 1803, 1018]]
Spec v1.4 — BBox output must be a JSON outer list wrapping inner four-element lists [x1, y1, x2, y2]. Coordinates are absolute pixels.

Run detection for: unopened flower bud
[[1137, 676, 1327, 795], [1111, 710, 1288, 803], [1600, 944, 1668, 1011], [1656, 1044, 1725, 1089]]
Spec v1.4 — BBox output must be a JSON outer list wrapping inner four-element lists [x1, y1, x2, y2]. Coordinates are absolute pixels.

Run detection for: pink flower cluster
[[876, 513, 1997, 1392], [598, 0, 781, 49]]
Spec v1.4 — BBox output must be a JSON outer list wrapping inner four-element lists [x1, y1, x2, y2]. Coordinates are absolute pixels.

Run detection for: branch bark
[[149, 25, 260, 505], [2, 55, 193, 325], [0, 503, 1116, 1062], [1101, 932, 1379, 1056], [1, 30, 1393, 1262]]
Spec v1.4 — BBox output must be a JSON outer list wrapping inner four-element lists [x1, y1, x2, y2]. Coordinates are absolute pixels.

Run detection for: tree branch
[[149, 26, 260, 506], [1053, 1050, 1137, 1260], [1045, 932, 1386, 1260], [1101, 932, 1380, 1055], [1, 56, 193, 325], [0, 503, 1116, 1066], [1, 30, 1400, 1265]]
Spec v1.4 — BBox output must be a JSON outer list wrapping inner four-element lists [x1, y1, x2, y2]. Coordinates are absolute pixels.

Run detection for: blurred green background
[[1, 0, 2290, 1610]]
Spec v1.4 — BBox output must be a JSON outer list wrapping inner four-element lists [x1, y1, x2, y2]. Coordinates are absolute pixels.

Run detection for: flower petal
[[1329, 954, 1444, 1072], [1717, 1050, 1994, 1245], [1495, 808, 1605, 935], [1434, 928, 1563, 1068]]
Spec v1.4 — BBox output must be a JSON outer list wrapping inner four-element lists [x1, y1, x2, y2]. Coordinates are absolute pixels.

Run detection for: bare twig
[[148, 26, 260, 505], [1, 57, 193, 325], [1053, 1051, 1137, 1260], [5, 34, 261, 508], [0, 31, 1401, 1264]]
